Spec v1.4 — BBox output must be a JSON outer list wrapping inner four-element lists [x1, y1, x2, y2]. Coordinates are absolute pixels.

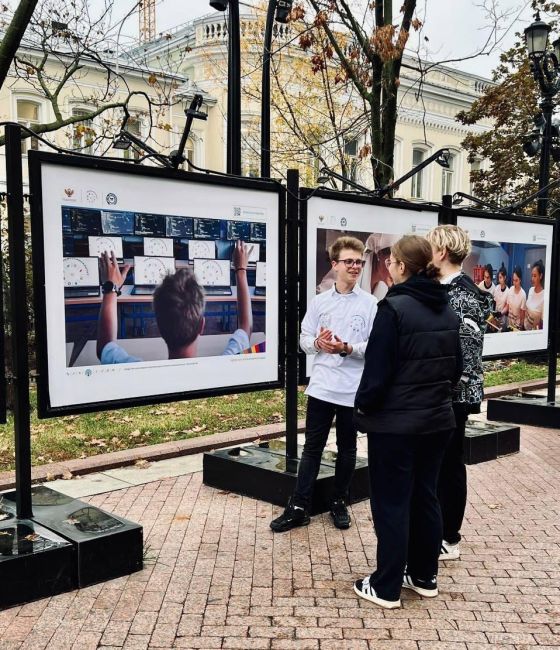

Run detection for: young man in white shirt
[[270, 236, 378, 532]]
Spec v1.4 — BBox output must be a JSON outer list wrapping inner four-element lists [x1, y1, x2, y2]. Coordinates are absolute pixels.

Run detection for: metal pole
[[260, 0, 276, 178], [5, 124, 32, 518], [285, 169, 299, 471], [535, 97, 559, 403], [537, 97, 553, 217], [227, 0, 242, 175]]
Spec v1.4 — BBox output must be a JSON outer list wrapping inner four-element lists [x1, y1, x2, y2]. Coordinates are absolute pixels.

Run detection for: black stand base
[[464, 420, 520, 465], [203, 441, 369, 515], [0, 514, 74, 609], [2, 486, 143, 591], [487, 394, 560, 428]]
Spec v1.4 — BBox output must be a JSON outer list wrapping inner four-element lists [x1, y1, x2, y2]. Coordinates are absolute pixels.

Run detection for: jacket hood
[[386, 273, 450, 312]]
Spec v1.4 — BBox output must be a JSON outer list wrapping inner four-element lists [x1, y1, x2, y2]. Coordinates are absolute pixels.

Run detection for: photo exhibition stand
[[202, 170, 370, 513], [487, 207, 560, 428], [0, 125, 142, 610]]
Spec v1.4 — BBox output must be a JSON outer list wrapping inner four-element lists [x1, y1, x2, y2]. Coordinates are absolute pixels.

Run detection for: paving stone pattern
[[1, 423, 559, 649]]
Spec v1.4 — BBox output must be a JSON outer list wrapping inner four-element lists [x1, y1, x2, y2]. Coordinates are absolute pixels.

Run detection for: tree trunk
[[0, 0, 40, 90]]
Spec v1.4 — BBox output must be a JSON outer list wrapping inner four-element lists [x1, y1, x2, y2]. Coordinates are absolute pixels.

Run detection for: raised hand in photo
[[100, 250, 131, 287]]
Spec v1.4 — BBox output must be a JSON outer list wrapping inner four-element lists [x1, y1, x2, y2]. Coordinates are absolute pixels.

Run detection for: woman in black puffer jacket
[[353, 235, 462, 610]]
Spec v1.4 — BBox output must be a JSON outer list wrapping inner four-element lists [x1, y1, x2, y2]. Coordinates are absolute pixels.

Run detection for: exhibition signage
[[29, 152, 284, 417]]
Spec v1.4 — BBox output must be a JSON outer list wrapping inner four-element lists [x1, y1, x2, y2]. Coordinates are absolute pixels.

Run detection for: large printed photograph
[[457, 215, 553, 357], [304, 196, 439, 377], [31, 155, 281, 412], [62, 207, 267, 367]]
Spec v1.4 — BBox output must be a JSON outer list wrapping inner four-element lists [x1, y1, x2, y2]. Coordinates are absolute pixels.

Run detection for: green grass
[[0, 360, 549, 473], [484, 360, 547, 387], [0, 388, 308, 472]]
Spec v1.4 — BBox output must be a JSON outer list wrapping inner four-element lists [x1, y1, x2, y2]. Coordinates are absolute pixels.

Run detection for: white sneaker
[[439, 539, 460, 560], [402, 573, 438, 598], [353, 576, 401, 609]]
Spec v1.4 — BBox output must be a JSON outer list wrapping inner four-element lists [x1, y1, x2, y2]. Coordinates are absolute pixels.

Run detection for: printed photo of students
[[491, 266, 509, 331], [477, 264, 495, 294], [525, 260, 545, 330], [505, 265, 526, 331]]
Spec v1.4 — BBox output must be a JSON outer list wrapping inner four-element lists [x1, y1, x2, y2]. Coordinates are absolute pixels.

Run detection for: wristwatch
[[101, 280, 121, 296], [339, 342, 349, 357]]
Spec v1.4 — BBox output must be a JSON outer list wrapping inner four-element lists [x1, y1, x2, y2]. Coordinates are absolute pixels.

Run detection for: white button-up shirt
[[300, 284, 378, 407]]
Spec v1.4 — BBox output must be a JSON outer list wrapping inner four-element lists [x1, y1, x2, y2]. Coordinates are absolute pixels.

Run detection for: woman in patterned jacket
[[426, 226, 493, 560]]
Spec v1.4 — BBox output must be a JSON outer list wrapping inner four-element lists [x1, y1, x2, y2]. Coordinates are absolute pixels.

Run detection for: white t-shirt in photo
[[493, 285, 508, 314], [524, 287, 545, 330], [507, 287, 527, 329]]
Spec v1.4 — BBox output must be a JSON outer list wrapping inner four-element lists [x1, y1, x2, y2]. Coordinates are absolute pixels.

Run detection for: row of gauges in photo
[[66, 236, 262, 264], [63, 257, 267, 298], [62, 207, 267, 242]]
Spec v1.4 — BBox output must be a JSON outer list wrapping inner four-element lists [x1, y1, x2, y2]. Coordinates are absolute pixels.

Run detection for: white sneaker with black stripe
[[402, 573, 438, 598], [439, 539, 460, 560], [353, 576, 401, 609]]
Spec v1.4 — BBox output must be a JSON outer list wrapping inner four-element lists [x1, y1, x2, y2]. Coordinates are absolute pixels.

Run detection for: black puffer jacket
[[354, 274, 462, 435]]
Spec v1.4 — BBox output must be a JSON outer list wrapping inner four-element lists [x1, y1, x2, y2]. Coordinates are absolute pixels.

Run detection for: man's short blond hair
[[426, 225, 471, 265], [328, 236, 365, 262]]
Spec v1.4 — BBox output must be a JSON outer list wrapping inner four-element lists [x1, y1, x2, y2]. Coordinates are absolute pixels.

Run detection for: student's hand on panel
[[100, 250, 131, 288], [233, 240, 253, 271]]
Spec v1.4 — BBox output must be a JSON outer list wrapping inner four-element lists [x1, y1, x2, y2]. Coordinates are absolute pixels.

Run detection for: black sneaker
[[270, 498, 310, 533], [330, 499, 351, 529], [402, 573, 438, 598]]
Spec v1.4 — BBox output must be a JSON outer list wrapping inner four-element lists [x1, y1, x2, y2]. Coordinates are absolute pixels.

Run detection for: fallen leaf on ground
[[134, 459, 151, 469], [61, 470, 73, 480]]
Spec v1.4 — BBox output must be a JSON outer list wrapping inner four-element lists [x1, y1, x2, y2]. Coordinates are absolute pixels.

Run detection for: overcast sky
[[114, 0, 538, 79]]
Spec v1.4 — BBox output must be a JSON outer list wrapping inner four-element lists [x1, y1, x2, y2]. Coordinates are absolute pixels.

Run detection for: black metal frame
[[451, 206, 555, 361], [28, 151, 285, 418], [297, 188, 440, 384], [0, 215, 6, 425]]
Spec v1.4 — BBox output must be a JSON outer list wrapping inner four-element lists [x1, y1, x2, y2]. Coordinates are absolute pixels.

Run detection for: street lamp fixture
[[525, 16, 550, 59], [209, 0, 229, 10], [275, 0, 294, 23], [317, 167, 374, 194]]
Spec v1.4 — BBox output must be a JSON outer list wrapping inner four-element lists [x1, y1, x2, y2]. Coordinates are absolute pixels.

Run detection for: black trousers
[[293, 396, 357, 509], [367, 430, 451, 602], [438, 403, 468, 544]]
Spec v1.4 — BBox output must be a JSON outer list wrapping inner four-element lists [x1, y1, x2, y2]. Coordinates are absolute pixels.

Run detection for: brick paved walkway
[[1, 423, 559, 649]]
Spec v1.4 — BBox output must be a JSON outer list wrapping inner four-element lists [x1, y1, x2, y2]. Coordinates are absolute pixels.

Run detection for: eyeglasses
[[337, 258, 366, 268], [384, 258, 400, 269]]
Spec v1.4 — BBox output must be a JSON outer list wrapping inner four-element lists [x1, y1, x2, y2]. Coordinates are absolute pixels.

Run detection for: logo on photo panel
[[105, 192, 118, 206]]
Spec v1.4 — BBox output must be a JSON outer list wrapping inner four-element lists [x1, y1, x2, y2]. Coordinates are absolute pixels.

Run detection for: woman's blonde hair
[[426, 225, 471, 264], [391, 235, 439, 279]]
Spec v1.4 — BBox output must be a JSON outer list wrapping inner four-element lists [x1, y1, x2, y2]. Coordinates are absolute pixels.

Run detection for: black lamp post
[[524, 13, 560, 404], [261, 0, 293, 178], [210, 0, 241, 174], [524, 13, 560, 216]]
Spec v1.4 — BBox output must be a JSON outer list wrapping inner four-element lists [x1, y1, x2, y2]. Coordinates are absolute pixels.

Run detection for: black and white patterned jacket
[[446, 273, 493, 412]]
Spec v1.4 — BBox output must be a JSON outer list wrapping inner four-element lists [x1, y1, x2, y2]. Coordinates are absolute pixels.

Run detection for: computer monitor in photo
[[132, 256, 176, 295], [101, 210, 134, 235], [88, 236, 124, 261], [193, 218, 221, 240], [227, 220, 251, 241], [188, 240, 216, 260], [70, 208, 101, 235], [255, 261, 266, 296], [63, 256, 101, 298], [193, 259, 232, 296], [134, 213, 166, 237], [166, 215, 194, 238], [143, 237, 174, 257]]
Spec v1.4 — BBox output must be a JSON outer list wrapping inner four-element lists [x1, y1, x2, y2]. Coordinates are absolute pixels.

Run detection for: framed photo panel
[[456, 212, 554, 358], [299, 189, 440, 381], [29, 152, 284, 417]]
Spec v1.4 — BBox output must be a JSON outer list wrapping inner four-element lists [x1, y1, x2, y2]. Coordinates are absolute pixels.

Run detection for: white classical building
[[0, 8, 493, 202]]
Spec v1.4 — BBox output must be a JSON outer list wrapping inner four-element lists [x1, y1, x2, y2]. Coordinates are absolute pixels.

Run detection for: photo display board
[[457, 213, 553, 358], [301, 191, 439, 379], [30, 153, 283, 416]]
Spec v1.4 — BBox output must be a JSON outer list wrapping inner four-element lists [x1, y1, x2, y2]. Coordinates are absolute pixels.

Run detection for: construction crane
[[139, 0, 156, 43]]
